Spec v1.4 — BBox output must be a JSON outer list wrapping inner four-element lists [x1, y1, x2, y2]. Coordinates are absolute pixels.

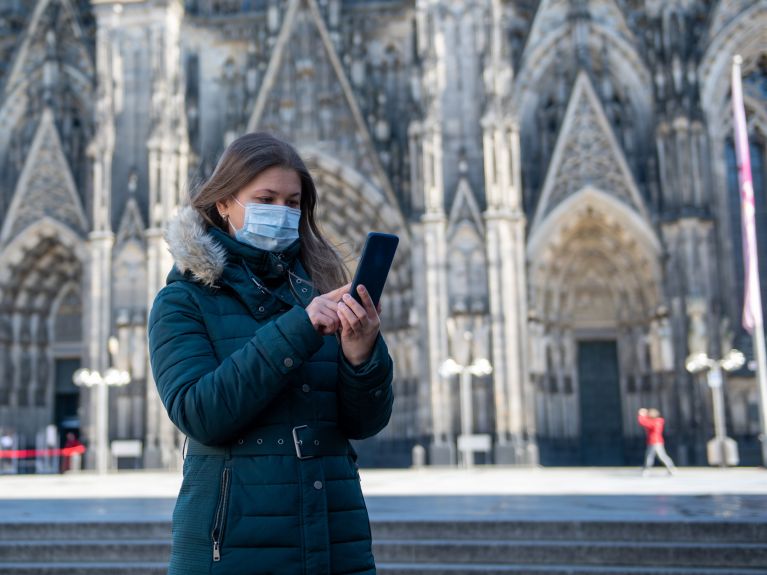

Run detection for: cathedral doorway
[[53, 358, 81, 445], [577, 340, 624, 466], [0, 223, 85, 450], [527, 188, 664, 466]]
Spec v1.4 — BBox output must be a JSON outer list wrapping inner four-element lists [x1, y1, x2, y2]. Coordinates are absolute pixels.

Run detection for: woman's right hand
[[306, 283, 350, 335]]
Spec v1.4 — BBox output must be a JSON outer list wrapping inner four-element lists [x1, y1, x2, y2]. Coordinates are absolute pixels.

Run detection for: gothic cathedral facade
[[0, 0, 765, 469]]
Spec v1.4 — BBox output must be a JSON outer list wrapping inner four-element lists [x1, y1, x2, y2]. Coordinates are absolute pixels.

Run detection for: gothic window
[[447, 222, 486, 314], [53, 288, 82, 343], [113, 242, 147, 313]]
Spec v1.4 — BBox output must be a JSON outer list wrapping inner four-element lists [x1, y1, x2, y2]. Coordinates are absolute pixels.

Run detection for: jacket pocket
[[211, 467, 231, 562]]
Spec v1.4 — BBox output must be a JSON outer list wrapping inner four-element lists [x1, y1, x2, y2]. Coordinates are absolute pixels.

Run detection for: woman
[[148, 132, 394, 575]]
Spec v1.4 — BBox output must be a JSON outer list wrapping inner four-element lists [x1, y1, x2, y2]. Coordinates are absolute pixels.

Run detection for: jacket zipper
[[211, 467, 231, 562]]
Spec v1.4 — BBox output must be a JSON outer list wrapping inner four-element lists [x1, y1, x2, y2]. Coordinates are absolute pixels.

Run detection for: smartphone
[[350, 232, 399, 307]]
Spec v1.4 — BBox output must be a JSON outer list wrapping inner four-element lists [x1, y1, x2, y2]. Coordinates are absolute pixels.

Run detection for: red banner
[[0, 445, 86, 459]]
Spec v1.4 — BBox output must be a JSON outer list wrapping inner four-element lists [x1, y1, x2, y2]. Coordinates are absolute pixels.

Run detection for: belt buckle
[[292, 425, 314, 460]]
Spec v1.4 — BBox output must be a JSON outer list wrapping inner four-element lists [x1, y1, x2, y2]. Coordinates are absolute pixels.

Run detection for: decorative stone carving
[[1, 108, 88, 243], [533, 73, 647, 226]]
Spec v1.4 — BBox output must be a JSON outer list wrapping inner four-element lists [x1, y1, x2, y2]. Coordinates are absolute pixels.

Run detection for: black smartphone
[[350, 232, 399, 307]]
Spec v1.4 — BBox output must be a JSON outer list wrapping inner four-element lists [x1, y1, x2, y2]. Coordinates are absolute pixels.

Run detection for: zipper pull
[[213, 541, 221, 562]]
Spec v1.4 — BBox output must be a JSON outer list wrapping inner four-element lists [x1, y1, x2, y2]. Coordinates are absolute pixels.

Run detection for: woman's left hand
[[337, 285, 381, 366]]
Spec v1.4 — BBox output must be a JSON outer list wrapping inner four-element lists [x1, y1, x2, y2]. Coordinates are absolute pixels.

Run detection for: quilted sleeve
[[335, 334, 394, 440], [148, 284, 324, 445]]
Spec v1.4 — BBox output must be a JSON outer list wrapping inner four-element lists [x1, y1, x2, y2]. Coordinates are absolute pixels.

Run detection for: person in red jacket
[[637, 408, 676, 476]]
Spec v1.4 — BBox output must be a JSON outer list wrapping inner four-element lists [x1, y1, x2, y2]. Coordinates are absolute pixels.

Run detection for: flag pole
[[732, 55, 767, 467], [753, 321, 767, 466]]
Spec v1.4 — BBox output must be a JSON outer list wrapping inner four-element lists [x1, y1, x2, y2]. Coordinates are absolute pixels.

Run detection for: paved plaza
[[1, 467, 766, 524]]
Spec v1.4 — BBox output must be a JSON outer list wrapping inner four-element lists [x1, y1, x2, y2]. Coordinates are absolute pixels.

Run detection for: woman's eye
[[256, 197, 272, 203]]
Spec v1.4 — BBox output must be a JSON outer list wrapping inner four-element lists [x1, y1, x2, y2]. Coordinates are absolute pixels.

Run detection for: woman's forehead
[[240, 167, 301, 196]]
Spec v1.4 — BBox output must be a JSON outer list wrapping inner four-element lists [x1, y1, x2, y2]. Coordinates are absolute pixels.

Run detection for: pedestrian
[[637, 408, 676, 476], [60, 432, 84, 473], [0, 429, 13, 474], [148, 132, 394, 575]]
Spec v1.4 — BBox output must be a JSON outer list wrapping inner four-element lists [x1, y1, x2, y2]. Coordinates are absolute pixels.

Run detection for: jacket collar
[[163, 206, 300, 288]]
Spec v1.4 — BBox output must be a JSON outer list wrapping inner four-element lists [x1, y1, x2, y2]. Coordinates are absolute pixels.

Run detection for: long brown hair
[[191, 132, 348, 294]]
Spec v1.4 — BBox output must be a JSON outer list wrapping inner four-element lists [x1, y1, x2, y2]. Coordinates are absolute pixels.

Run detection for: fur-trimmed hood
[[164, 206, 227, 288]]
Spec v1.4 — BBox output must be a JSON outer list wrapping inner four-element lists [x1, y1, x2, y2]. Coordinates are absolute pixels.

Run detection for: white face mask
[[231, 199, 301, 252]]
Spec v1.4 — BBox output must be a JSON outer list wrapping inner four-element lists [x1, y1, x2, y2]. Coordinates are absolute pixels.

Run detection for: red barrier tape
[[0, 446, 86, 459]]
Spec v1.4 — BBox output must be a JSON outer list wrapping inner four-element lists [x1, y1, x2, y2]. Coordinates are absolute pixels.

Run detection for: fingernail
[[358, 285, 366, 293]]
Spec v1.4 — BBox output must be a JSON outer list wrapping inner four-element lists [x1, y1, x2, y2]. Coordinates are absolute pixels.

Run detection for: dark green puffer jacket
[[148, 207, 394, 575]]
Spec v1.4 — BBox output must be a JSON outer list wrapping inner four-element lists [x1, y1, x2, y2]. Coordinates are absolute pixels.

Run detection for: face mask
[[231, 200, 301, 252]]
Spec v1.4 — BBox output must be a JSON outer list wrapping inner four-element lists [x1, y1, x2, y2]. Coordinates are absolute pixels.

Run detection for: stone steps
[[374, 540, 767, 568], [370, 520, 767, 543], [3, 519, 763, 543], [1, 539, 765, 568], [376, 565, 767, 575], [0, 519, 764, 574], [1, 563, 766, 575], [0, 564, 167, 575]]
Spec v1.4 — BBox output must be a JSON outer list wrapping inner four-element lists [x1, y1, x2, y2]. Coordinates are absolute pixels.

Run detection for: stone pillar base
[[495, 439, 539, 465], [143, 445, 163, 469], [144, 445, 182, 470], [429, 442, 456, 466]]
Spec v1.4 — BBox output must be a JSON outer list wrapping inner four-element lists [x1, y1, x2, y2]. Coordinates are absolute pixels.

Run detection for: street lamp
[[439, 355, 493, 467], [73, 336, 130, 474], [685, 349, 746, 467]]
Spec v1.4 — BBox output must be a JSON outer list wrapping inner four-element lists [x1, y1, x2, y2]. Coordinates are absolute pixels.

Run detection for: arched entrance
[[0, 219, 85, 462], [527, 188, 663, 465]]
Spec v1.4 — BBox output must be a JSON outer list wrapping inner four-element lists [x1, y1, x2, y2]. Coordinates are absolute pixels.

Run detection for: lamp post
[[685, 349, 746, 467], [73, 336, 130, 474], [439, 356, 493, 467]]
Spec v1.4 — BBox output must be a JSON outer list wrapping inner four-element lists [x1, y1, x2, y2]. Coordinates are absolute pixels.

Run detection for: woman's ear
[[215, 199, 229, 219]]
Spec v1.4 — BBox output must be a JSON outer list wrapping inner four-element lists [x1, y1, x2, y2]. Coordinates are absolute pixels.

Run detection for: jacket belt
[[186, 425, 351, 459]]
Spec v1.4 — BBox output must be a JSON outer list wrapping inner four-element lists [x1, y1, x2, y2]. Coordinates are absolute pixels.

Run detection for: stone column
[[421, 121, 453, 464], [83, 9, 117, 470], [141, 0, 187, 470], [482, 117, 538, 464]]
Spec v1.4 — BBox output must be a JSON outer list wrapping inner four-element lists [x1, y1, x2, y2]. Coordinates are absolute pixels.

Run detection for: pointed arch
[[0, 218, 84, 412], [447, 176, 484, 238], [513, 1, 651, 118], [529, 72, 651, 235], [303, 146, 411, 245], [246, 0, 402, 220], [699, 2, 767, 139], [0, 108, 87, 244], [698, 3, 767, 330], [3, 0, 90, 96], [529, 187, 660, 262], [0, 0, 94, 203], [706, 0, 764, 47], [115, 197, 147, 249], [528, 186, 663, 325], [0, 217, 86, 285], [512, 5, 653, 223]]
